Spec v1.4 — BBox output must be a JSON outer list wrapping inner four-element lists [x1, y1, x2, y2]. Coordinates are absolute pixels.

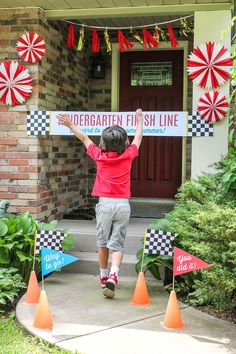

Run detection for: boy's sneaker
[[103, 273, 118, 298], [100, 276, 108, 289]]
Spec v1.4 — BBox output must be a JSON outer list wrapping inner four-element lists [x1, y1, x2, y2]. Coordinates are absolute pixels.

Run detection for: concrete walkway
[[16, 273, 236, 354]]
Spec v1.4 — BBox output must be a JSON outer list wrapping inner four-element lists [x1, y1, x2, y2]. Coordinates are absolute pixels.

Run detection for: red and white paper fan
[[0, 61, 33, 106], [197, 91, 229, 123], [187, 42, 232, 89], [16, 32, 46, 63]]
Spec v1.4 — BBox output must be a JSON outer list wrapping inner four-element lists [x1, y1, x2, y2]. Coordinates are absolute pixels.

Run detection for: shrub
[[168, 200, 236, 311], [135, 154, 236, 315]]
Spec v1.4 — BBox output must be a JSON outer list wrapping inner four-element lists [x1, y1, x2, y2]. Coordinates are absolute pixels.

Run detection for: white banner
[[50, 111, 189, 137]]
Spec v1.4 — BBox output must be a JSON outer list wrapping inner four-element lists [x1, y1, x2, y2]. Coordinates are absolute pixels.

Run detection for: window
[[131, 62, 173, 86]]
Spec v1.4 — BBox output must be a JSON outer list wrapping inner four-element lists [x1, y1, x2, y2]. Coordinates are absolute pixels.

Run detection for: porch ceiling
[[0, 0, 233, 25]]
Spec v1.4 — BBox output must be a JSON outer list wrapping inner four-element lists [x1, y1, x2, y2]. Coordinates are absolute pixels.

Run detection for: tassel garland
[[92, 28, 100, 52], [117, 29, 134, 52], [67, 24, 75, 48], [143, 28, 159, 51], [67, 18, 193, 52], [167, 24, 179, 48]]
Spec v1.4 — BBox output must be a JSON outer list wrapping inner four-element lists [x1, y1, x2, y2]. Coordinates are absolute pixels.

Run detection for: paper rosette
[[197, 91, 229, 123], [187, 42, 232, 89], [16, 32, 46, 63], [0, 61, 33, 106]]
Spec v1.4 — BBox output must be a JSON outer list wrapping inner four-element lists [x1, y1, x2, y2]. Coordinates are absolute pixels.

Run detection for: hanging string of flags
[[66, 15, 194, 52]]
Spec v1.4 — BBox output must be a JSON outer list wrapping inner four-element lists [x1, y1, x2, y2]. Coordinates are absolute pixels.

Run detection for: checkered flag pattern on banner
[[35, 230, 65, 254], [27, 111, 50, 136], [144, 229, 177, 256], [188, 112, 214, 137]]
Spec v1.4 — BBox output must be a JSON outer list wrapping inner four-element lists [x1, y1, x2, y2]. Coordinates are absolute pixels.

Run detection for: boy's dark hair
[[99, 125, 129, 153]]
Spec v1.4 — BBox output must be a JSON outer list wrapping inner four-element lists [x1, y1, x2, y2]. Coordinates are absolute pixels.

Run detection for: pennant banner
[[41, 247, 79, 276], [173, 247, 211, 276]]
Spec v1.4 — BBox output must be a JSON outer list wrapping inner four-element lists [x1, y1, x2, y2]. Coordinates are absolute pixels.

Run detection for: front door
[[119, 50, 183, 198]]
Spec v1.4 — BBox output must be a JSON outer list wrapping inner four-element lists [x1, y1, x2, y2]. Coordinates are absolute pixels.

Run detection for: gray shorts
[[95, 197, 131, 252]]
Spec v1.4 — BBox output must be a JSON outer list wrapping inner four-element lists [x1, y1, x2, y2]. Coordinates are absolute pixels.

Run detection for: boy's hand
[[132, 108, 143, 148], [136, 108, 143, 124], [57, 114, 73, 128]]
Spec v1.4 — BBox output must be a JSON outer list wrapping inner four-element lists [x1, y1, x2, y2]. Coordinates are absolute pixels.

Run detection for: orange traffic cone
[[131, 271, 150, 305], [163, 290, 184, 329], [33, 290, 53, 329], [25, 271, 40, 304]]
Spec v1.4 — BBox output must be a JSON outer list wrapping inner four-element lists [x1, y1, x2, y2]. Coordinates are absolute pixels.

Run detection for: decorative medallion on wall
[[197, 91, 229, 123], [16, 32, 46, 63], [188, 112, 214, 137], [27, 111, 50, 135], [0, 61, 33, 106], [187, 42, 233, 89]]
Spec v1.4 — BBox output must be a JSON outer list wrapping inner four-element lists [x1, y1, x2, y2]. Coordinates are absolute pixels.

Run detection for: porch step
[[130, 198, 175, 218], [57, 218, 152, 277], [62, 252, 138, 277]]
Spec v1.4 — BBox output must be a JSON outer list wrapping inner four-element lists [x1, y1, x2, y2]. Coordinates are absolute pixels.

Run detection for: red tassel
[[117, 30, 134, 52], [92, 28, 100, 53], [167, 24, 179, 48], [67, 24, 75, 48], [142, 28, 159, 51]]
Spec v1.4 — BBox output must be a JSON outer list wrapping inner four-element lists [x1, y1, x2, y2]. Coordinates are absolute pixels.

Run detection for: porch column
[[191, 11, 232, 177]]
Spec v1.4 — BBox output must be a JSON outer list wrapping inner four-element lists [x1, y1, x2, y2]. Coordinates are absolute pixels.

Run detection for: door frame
[[111, 41, 189, 183]]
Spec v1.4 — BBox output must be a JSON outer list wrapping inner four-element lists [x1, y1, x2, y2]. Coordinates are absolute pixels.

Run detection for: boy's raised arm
[[56, 114, 93, 149], [132, 108, 143, 148]]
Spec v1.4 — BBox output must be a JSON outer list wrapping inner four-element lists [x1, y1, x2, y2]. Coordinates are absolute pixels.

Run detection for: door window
[[131, 62, 173, 87]]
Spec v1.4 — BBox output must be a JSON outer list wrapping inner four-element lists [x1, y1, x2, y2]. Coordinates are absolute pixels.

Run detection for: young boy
[[57, 109, 143, 298]]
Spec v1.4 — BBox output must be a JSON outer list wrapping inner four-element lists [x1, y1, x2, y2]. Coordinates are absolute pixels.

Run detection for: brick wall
[[0, 112, 40, 214]]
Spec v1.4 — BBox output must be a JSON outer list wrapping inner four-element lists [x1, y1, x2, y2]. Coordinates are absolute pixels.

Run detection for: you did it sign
[[50, 111, 188, 137], [173, 247, 211, 276]]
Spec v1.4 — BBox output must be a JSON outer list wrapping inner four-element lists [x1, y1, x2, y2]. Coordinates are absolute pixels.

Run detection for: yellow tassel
[[153, 25, 167, 42], [104, 29, 112, 54], [77, 26, 85, 51], [180, 19, 193, 37]]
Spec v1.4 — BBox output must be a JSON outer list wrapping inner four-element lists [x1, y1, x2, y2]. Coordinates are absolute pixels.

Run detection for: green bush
[[168, 200, 236, 311], [0, 268, 26, 311], [135, 153, 236, 314], [0, 212, 74, 284]]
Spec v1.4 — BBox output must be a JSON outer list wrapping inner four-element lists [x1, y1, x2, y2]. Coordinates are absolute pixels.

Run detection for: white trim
[[111, 41, 189, 183]]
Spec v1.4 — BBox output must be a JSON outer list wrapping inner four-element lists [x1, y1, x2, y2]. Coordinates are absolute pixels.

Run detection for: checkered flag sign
[[27, 111, 50, 136], [144, 229, 177, 256], [188, 112, 214, 137], [35, 230, 65, 254]]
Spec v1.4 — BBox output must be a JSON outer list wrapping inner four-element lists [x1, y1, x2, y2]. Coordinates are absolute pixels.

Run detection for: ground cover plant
[[0, 212, 74, 284]]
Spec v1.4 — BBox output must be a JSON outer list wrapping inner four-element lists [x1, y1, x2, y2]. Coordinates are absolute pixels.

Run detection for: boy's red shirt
[[87, 143, 138, 198]]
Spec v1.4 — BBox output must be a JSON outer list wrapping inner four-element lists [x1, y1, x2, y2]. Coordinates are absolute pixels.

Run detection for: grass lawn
[[0, 314, 75, 354]]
